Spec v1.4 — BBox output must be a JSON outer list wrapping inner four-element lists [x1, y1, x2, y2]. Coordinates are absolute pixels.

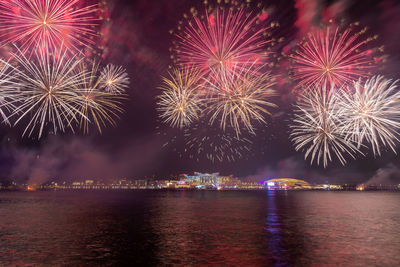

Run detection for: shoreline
[[1, 188, 400, 192]]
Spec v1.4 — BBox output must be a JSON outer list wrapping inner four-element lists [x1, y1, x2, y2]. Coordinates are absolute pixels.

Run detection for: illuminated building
[[216, 176, 247, 189], [166, 180, 177, 188], [261, 178, 311, 190], [217, 176, 233, 184], [132, 180, 148, 189], [217, 176, 238, 186], [181, 172, 219, 187], [175, 181, 191, 189], [314, 184, 343, 190]]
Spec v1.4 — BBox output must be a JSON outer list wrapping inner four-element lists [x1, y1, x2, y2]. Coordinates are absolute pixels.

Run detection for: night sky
[[1, 0, 400, 185]]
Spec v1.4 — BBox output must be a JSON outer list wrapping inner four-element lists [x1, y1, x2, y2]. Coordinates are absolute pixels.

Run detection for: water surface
[[0, 190, 399, 266]]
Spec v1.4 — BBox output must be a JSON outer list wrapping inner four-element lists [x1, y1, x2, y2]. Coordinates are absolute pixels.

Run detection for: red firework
[[174, 7, 271, 76], [0, 0, 99, 55], [292, 26, 375, 90]]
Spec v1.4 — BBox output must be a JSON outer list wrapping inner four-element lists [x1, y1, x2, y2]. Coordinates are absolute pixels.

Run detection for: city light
[[2, 173, 398, 192]]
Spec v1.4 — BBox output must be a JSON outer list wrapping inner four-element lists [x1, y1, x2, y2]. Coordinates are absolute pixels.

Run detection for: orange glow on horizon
[[27, 186, 36, 191]]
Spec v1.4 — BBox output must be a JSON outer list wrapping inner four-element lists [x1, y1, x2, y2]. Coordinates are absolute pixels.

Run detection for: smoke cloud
[[363, 163, 400, 186], [7, 135, 165, 185]]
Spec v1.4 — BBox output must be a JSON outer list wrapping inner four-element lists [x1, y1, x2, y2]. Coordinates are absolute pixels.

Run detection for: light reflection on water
[[0, 190, 399, 266]]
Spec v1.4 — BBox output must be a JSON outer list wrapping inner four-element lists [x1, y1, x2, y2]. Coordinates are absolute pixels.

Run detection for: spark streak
[[337, 76, 400, 156], [157, 68, 203, 129], [290, 87, 361, 167], [0, 0, 99, 54], [292, 26, 374, 90]]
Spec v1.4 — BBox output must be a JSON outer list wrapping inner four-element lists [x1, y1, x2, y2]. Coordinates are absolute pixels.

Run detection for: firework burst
[[73, 60, 126, 134], [290, 87, 361, 167], [100, 64, 130, 94], [157, 68, 203, 129], [205, 63, 278, 136], [173, 7, 271, 76], [0, 0, 99, 54], [337, 76, 400, 156], [0, 61, 22, 125], [292, 25, 375, 90], [8, 45, 86, 138]]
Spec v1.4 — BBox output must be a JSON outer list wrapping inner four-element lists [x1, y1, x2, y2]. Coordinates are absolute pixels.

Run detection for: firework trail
[[337, 76, 400, 156], [290, 87, 361, 167], [0, 0, 99, 55], [292, 25, 375, 90], [205, 63, 278, 137], [100, 64, 130, 94], [7, 45, 87, 139], [157, 68, 203, 129], [73, 60, 126, 134], [174, 7, 271, 77], [183, 119, 252, 163]]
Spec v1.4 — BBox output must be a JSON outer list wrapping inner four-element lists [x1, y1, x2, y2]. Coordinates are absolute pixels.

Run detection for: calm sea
[[0, 190, 399, 266]]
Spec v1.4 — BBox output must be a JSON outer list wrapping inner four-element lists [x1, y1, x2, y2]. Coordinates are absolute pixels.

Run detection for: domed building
[[261, 178, 311, 190]]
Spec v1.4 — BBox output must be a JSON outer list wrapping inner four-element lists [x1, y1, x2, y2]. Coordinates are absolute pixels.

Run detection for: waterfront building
[[132, 179, 148, 189], [181, 172, 219, 187], [314, 184, 343, 190], [175, 181, 191, 189], [261, 178, 311, 190], [216, 176, 243, 189]]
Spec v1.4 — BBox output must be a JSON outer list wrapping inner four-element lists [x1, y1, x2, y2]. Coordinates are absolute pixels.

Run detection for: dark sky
[[1, 0, 400, 185]]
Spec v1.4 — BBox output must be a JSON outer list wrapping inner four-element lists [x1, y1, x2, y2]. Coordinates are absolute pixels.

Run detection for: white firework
[[0, 61, 22, 125], [337, 76, 400, 156], [100, 64, 130, 94], [9, 45, 87, 138], [290, 87, 361, 167], [157, 68, 202, 129], [205, 63, 277, 137], [73, 60, 126, 134]]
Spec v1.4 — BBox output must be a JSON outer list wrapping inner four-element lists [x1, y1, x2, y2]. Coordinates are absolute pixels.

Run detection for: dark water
[[0, 191, 399, 266]]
